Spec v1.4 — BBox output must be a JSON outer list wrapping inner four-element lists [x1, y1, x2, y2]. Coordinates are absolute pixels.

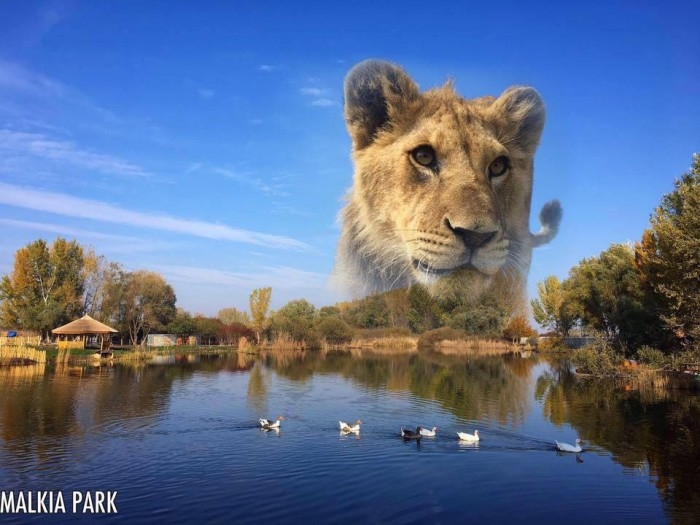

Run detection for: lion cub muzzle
[[411, 217, 509, 284], [445, 220, 497, 251]]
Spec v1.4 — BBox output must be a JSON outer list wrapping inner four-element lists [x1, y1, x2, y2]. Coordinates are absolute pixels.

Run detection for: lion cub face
[[334, 60, 560, 302]]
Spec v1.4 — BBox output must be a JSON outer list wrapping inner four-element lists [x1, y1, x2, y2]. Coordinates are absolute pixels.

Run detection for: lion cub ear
[[344, 60, 420, 150], [490, 87, 546, 156]]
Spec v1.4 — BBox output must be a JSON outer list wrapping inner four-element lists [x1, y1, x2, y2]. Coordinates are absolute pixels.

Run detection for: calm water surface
[[1, 350, 699, 524]]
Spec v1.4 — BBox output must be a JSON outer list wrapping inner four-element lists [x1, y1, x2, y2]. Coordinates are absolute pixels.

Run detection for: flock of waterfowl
[[258, 416, 582, 452]]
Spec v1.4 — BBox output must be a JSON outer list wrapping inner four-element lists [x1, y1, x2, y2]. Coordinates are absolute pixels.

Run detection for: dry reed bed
[[0, 345, 47, 365], [349, 336, 418, 352], [0, 335, 41, 347], [432, 338, 516, 356]]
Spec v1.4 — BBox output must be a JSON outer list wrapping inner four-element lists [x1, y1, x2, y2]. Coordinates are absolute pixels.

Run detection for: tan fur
[[333, 60, 561, 314]]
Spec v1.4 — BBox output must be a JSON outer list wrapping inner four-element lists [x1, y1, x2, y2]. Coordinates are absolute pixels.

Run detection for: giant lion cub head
[[333, 60, 561, 312]]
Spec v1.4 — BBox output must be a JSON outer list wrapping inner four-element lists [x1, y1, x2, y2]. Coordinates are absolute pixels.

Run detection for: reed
[[266, 333, 309, 351], [238, 337, 252, 352], [0, 335, 42, 347], [348, 336, 418, 352], [433, 338, 515, 356], [0, 345, 47, 365], [56, 346, 72, 365]]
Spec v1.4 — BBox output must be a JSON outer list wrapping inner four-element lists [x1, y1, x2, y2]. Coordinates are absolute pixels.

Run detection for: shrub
[[537, 336, 565, 352], [353, 327, 413, 339], [316, 317, 354, 345], [417, 327, 466, 351], [635, 345, 666, 368], [572, 344, 619, 376]]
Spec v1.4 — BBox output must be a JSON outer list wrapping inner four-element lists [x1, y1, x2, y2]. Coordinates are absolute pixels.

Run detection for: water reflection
[[0, 351, 698, 523], [536, 358, 700, 524]]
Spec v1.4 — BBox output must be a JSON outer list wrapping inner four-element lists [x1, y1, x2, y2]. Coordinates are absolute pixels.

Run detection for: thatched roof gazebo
[[52, 314, 118, 355]]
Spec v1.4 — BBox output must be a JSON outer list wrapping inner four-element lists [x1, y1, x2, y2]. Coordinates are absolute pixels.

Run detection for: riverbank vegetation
[[533, 154, 700, 375], [1, 155, 697, 371]]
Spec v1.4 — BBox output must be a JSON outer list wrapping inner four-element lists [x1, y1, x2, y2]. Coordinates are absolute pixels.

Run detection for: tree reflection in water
[[536, 357, 700, 524], [1, 350, 699, 522]]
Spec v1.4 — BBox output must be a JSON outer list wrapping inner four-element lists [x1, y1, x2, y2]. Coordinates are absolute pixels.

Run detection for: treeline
[[532, 153, 700, 356], [250, 285, 537, 349], [0, 239, 178, 345], [0, 238, 536, 348], [7, 154, 694, 352]]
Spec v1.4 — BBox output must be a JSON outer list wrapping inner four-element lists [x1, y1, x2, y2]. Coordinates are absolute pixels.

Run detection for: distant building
[[146, 334, 177, 347], [146, 334, 200, 346]]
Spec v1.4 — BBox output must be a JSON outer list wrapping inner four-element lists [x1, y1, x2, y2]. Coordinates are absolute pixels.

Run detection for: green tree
[[383, 288, 411, 328], [318, 305, 341, 319], [169, 309, 196, 340], [104, 270, 177, 345], [531, 275, 576, 336], [316, 316, 354, 345], [249, 287, 272, 344], [636, 154, 700, 349], [217, 307, 250, 326], [194, 315, 223, 345], [346, 294, 390, 328], [566, 244, 656, 350], [271, 299, 317, 342], [407, 285, 442, 333], [449, 295, 508, 337], [0, 238, 85, 341]]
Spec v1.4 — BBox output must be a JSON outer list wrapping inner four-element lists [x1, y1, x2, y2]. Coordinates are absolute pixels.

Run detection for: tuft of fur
[[332, 60, 562, 315]]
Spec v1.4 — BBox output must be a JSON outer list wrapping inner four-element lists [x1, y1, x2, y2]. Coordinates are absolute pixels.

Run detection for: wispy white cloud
[[0, 129, 150, 177], [299, 85, 337, 107], [0, 58, 68, 99], [153, 264, 326, 290], [212, 167, 290, 197], [0, 182, 310, 250], [0, 218, 137, 242], [269, 203, 313, 217], [258, 64, 275, 72], [310, 98, 337, 107], [0, 59, 168, 144], [185, 162, 204, 174], [0, 59, 124, 128], [300, 87, 325, 97], [0, 218, 179, 254]]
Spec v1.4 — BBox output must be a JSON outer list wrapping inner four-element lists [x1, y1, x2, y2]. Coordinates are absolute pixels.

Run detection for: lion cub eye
[[410, 145, 437, 168], [488, 156, 511, 179]]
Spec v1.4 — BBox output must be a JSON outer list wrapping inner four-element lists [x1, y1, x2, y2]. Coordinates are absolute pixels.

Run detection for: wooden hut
[[52, 314, 118, 355]]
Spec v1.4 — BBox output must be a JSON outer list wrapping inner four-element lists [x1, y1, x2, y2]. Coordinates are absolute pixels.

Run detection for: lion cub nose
[[445, 220, 497, 250]]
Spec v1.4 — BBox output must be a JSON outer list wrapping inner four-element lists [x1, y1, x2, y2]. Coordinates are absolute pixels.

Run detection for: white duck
[[457, 430, 480, 442], [555, 438, 582, 453], [259, 416, 284, 429], [339, 419, 362, 433], [401, 427, 423, 439], [419, 426, 437, 437]]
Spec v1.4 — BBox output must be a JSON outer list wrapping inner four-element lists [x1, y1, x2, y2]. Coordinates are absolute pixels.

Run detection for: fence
[[0, 335, 42, 347], [0, 345, 47, 365]]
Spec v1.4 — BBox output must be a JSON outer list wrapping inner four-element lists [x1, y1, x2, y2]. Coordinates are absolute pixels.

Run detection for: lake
[[1, 350, 699, 524]]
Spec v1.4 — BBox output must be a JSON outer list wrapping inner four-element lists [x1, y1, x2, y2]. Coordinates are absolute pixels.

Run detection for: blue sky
[[0, 1, 698, 318]]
